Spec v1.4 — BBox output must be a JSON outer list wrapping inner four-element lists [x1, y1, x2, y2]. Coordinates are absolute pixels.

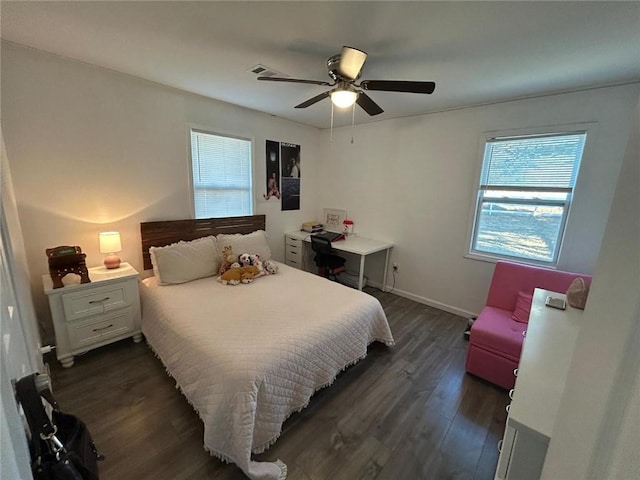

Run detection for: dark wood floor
[[49, 288, 507, 480]]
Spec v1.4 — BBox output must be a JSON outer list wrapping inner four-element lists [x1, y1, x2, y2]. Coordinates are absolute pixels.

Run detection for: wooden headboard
[[140, 215, 266, 270]]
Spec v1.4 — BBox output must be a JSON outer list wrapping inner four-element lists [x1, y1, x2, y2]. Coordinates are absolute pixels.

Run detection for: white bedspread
[[139, 263, 394, 480]]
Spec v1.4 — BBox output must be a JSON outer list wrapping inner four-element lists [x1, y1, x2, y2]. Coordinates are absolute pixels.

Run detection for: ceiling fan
[[257, 46, 436, 116]]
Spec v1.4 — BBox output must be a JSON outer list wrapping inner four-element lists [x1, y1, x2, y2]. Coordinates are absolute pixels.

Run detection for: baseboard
[[371, 282, 477, 319]]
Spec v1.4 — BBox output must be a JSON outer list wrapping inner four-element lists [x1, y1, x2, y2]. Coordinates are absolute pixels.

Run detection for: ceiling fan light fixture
[[259, 45, 433, 117], [330, 89, 358, 108], [338, 46, 368, 79]]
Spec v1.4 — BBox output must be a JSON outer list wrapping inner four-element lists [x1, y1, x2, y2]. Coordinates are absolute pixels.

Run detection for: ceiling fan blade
[[338, 46, 367, 80], [295, 91, 331, 109], [356, 91, 384, 116], [258, 76, 332, 87], [360, 80, 436, 94]]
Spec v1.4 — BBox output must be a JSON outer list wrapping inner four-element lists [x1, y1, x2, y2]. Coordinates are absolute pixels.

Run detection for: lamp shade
[[99, 231, 122, 269], [338, 47, 367, 80], [330, 89, 358, 108], [99, 231, 121, 254]]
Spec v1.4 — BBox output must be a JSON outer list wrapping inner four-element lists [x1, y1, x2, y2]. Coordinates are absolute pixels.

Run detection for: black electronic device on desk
[[313, 231, 345, 242]]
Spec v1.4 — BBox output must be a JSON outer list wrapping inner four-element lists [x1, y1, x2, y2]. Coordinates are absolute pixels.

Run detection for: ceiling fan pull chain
[[351, 102, 356, 144], [330, 102, 334, 143]]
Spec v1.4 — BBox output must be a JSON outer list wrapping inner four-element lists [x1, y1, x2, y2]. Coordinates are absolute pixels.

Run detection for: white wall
[[542, 96, 640, 480], [1, 42, 322, 343], [2, 36, 640, 480], [3, 41, 639, 343], [317, 84, 639, 315]]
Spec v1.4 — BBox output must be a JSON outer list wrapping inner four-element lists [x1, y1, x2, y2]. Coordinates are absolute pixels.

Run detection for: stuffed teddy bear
[[219, 245, 238, 276], [218, 265, 261, 285], [262, 259, 279, 275]]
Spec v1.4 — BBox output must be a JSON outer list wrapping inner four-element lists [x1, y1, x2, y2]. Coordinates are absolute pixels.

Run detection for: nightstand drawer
[[67, 308, 134, 350], [62, 284, 131, 321]]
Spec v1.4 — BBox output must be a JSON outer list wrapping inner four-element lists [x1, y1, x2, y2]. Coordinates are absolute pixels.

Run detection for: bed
[[139, 215, 394, 480]]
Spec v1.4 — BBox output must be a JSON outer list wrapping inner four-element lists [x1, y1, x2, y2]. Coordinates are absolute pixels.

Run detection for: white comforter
[[139, 263, 394, 480]]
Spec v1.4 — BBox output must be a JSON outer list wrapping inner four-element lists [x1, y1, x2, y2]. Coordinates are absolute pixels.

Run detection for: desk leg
[[357, 255, 366, 291], [382, 248, 390, 292]]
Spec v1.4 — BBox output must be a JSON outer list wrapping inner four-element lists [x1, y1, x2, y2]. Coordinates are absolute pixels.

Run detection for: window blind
[[190, 130, 253, 219], [470, 130, 587, 265], [481, 133, 586, 190]]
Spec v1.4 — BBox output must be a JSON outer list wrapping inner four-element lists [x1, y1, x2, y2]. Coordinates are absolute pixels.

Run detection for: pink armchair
[[465, 261, 591, 390]]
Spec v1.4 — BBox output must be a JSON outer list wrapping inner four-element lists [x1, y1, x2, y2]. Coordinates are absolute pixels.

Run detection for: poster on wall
[[263, 140, 301, 210], [280, 142, 301, 211], [263, 140, 281, 201]]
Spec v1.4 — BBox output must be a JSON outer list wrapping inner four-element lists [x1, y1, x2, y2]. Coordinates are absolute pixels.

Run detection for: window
[[470, 131, 586, 265], [190, 129, 253, 219]]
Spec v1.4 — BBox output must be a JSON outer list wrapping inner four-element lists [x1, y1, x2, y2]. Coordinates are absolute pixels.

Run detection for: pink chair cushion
[[471, 306, 527, 361], [512, 291, 534, 323]]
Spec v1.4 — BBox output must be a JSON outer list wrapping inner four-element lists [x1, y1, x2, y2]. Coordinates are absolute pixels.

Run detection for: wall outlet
[[392, 262, 399, 271]]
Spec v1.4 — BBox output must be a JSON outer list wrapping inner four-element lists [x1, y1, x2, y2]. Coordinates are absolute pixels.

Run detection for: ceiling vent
[[249, 64, 287, 78]]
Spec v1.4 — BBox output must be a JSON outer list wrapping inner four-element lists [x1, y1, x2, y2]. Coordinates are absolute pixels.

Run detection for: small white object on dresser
[[42, 262, 142, 368]]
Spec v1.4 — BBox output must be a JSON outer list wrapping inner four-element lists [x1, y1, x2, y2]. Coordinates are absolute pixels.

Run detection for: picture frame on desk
[[323, 208, 347, 232]]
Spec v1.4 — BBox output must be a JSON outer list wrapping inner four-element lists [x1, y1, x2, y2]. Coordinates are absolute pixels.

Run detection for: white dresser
[[284, 233, 305, 269], [42, 263, 142, 368], [495, 288, 582, 480]]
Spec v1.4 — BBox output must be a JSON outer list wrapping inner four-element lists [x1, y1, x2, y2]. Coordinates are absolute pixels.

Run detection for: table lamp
[[99, 231, 122, 269]]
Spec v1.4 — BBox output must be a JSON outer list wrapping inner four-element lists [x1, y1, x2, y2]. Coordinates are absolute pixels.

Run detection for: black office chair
[[310, 235, 346, 281]]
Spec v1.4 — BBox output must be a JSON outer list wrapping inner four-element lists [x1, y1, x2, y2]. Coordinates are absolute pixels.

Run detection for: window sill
[[464, 251, 559, 269]]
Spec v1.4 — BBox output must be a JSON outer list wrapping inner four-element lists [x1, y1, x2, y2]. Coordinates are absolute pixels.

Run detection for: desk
[[285, 231, 394, 291]]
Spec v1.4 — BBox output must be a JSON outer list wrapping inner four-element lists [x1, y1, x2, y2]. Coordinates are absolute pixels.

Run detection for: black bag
[[15, 373, 104, 480]]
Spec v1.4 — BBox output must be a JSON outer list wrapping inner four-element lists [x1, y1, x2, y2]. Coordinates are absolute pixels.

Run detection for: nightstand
[[42, 262, 142, 368]]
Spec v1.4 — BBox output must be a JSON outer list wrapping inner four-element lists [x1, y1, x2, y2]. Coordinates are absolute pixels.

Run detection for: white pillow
[[216, 230, 272, 261], [149, 236, 220, 285]]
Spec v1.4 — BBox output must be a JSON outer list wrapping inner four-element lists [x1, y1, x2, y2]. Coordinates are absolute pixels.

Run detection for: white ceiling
[[2, 1, 639, 129]]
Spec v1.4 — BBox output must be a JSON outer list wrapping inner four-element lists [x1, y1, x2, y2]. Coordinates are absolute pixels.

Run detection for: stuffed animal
[[251, 254, 264, 274], [238, 253, 264, 275], [218, 265, 261, 285], [218, 245, 237, 275], [262, 259, 279, 275], [240, 266, 261, 283]]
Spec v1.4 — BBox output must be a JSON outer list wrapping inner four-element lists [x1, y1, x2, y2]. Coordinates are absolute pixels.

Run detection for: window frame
[[187, 125, 255, 219], [466, 124, 594, 267]]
